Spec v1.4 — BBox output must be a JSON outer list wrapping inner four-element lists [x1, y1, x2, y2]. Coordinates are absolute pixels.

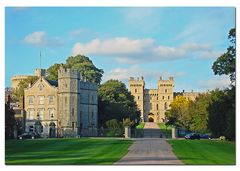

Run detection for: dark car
[[200, 134, 212, 139], [18, 132, 39, 139], [185, 133, 200, 140]]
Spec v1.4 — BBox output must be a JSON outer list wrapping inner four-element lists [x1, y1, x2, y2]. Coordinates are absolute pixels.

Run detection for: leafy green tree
[[188, 93, 212, 133], [165, 95, 190, 129], [46, 55, 104, 84], [98, 79, 141, 127], [208, 88, 235, 140], [46, 63, 61, 80], [105, 119, 123, 137], [123, 118, 134, 127], [212, 28, 236, 84]]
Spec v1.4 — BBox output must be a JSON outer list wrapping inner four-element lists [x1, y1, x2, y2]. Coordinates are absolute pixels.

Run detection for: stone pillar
[[172, 127, 178, 139], [125, 126, 131, 138]]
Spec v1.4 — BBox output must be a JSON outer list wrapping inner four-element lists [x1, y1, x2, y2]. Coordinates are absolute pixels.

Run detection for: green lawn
[[136, 122, 145, 129], [5, 138, 132, 165], [158, 123, 172, 138], [168, 139, 235, 165]]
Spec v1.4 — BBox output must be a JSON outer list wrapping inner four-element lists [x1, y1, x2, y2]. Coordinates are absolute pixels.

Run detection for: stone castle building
[[23, 66, 98, 137], [11, 69, 45, 91], [129, 76, 174, 123]]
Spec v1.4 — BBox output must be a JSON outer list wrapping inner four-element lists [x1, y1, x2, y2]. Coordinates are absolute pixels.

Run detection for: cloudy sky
[[5, 7, 235, 92]]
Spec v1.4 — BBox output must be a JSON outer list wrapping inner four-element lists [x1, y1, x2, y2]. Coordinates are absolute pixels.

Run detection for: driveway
[[115, 122, 182, 165], [115, 138, 182, 165]]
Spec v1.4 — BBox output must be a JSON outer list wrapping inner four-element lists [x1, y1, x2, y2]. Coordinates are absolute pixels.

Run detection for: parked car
[[185, 133, 200, 140], [200, 134, 212, 139], [18, 132, 39, 139]]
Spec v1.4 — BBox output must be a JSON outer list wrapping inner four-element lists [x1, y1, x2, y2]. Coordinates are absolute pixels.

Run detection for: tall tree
[[46, 63, 61, 80], [5, 103, 16, 139], [46, 55, 104, 85], [212, 28, 236, 84], [165, 95, 190, 128], [98, 80, 141, 127], [188, 93, 212, 133]]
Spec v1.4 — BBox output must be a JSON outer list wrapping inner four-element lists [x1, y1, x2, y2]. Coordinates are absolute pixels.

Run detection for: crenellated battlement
[[58, 66, 79, 79]]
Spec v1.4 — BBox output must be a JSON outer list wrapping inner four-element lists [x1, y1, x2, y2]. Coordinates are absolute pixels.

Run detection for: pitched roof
[[45, 79, 58, 87]]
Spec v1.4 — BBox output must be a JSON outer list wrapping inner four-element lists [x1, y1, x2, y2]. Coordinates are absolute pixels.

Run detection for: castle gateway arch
[[128, 76, 174, 123]]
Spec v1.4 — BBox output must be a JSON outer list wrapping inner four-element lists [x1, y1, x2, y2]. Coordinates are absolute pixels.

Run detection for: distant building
[[23, 66, 98, 137], [128, 76, 174, 123], [174, 90, 200, 101], [11, 68, 45, 91]]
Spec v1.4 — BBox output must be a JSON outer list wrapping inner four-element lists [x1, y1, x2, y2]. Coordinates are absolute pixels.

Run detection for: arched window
[[135, 89, 137, 93]]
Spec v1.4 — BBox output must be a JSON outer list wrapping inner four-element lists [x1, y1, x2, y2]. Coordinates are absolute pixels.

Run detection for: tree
[[5, 103, 16, 139], [165, 95, 190, 129], [188, 93, 212, 133], [46, 63, 61, 80], [208, 88, 235, 140], [105, 119, 123, 137], [98, 79, 141, 127], [46, 55, 104, 84], [212, 28, 236, 84]]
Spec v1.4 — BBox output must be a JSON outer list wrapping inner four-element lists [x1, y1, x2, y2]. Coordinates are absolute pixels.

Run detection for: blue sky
[[5, 7, 235, 92]]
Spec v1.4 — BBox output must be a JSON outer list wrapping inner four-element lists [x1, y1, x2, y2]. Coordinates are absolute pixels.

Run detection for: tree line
[[166, 28, 236, 140]]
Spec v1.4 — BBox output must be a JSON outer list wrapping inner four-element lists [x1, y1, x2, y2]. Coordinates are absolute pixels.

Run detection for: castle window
[[38, 109, 44, 120], [49, 96, 54, 104], [39, 96, 44, 105], [65, 97, 67, 104], [72, 108, 74, 116], [162, 96, 164, 100], [164, 102, 168, 110], [48, 109, 54, 118], [156, 104, 158, 110], [28, 96, 34, 104], [72, 122, 75, 130], [138, 96, 140, 100], [28, 109, 34, 120], [168, 96, 170, 100], [135, 89, 137, 93], [38, 84, 44, 91], [165, 89, 167, 93]]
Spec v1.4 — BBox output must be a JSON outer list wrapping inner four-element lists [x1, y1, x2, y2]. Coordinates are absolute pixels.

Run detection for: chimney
[[159, 76, 162, 80]]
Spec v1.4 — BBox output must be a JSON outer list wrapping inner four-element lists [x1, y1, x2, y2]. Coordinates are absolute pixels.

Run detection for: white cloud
[[24, 31, 46, 45], [103, 65, 185, 83], [72, 37, 219, 64], [72, 37, 154, 56], [24, 31, 63, 47], [198, 75, 230, 90]]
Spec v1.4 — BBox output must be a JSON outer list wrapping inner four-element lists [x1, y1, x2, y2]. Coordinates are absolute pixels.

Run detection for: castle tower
[[157, 76, 174, 122], [58, 66, 79, 133], [128, 76, 145, 122]]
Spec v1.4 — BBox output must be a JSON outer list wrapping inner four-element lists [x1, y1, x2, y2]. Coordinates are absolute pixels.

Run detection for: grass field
[[158, 123, 172, 138], [136, 122, 145, 129], [167, 139, 235, 165], [5, 138, 132, 165]]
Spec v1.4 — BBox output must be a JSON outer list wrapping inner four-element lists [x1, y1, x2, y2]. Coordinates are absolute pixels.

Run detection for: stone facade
[[129, 76, 174, 123], [24, 67, 98, 137]]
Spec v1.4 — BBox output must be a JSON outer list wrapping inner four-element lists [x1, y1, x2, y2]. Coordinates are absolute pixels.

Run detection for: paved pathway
[[115, 122, 182, 165], [143, 122, 163, 138]]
